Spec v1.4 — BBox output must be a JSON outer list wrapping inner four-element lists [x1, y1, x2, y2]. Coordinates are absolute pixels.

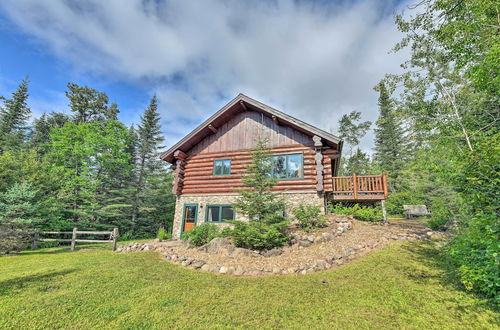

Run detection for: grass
[[0, 241, 498, 329]]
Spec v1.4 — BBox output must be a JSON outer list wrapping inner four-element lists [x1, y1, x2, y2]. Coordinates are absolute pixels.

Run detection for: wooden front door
[[182, 204, 198, 233]]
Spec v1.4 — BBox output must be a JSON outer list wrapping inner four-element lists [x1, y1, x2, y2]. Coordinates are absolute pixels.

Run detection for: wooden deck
[[329, 174, 388, 201]]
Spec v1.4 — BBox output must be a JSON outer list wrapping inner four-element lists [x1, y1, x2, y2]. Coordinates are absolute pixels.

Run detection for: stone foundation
[[172, 191, 325, 239]]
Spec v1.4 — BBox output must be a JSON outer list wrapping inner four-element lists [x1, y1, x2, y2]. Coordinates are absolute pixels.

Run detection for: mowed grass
[[0, 241, 498, 329]]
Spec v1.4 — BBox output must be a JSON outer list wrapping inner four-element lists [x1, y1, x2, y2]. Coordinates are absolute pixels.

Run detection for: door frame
[[181, 203, 199, 236]]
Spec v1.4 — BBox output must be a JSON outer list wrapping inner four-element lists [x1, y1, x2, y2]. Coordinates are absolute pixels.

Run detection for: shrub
[[118, 231, 135, 242], [329, 203, 383, 222], [385, 191, 423, 216], [292, 205, 326, 231], [157, 227, 171, 240], [183, 223, 221, 247], [427, 200, 453, 231], [230, 220, 289, 250]]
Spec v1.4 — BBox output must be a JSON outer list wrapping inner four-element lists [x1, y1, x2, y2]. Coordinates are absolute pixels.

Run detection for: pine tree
[[345, 148, 372, 175], [0, 78, 31, 152], [373, 82, 406, 187], [66, 82, 109, 123], [30, 112, 70, 149], [337, 111, 371, 157], [131, 95, 167, 232]]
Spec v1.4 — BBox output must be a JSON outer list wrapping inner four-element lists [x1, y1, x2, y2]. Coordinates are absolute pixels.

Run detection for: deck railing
[[331, 173, 388, 201]]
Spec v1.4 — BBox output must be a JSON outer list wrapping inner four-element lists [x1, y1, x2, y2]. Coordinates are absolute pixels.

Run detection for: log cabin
[[161, 94, 387, 239]]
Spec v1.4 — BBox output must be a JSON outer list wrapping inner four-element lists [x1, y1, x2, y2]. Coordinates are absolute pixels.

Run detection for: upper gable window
[[213, 159, 231, 176], [271, 153, 303, 179]]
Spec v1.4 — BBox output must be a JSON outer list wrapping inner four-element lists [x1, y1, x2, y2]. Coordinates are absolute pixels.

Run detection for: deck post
[[70, 227, 77, 251], [352, 173, 358, 200], [112, 228, 119, 251], [381, 200, 388, 223], [382, 173, 388, 199]]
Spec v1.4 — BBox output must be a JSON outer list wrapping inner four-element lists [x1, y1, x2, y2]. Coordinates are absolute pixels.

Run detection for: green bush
[[329, 203, 383, 222], [157, 227, 171, 240], [292, 204, 326, 231], [427, 200, 453, 231], [385, 191, 423, 216], [182, 223, 221, 247], [229, 220, 289, 250], [118, 231, 135, 242]]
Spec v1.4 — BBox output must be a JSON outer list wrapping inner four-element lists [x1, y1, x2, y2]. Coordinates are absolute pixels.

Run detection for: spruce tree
[[132, 95, 167, 233], [337, 111, 371, 157], [0, 77, 31, 152], [373, 82, 406, 187], [233, 137, 284, 222]]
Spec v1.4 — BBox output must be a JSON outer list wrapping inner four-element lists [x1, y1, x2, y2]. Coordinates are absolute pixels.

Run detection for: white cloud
[[0, 0, 409, 152]]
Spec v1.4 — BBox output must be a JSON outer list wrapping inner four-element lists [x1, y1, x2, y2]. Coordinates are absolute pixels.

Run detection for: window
[[213, 159, 231, 176], [271, 153, 303, 179], [206, 205, 235, 222]]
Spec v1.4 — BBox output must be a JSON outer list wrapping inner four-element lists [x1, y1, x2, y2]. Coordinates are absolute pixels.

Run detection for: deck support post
[[352, 173, 358, 199], [381, 200, 388, 223]]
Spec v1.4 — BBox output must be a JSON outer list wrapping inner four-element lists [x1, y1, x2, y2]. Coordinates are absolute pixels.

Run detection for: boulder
[[192, 260, 206, 269], [201, 237, 235, 255]]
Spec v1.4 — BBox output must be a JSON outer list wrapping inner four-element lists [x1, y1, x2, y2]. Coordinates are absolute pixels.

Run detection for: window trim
[[213, 158, 231, 176], [270, 152, 304, 180], [205, 204, 235, 223]]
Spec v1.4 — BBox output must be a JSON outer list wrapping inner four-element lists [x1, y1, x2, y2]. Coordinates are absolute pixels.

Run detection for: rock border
[[116, 216, 442, 277]]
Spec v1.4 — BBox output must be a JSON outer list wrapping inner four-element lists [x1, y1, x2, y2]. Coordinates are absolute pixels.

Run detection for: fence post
[[112, 228, 119, 251], [31, 232, 39, 250], [71, 227, 77, 251], [352, 173, 358, 200]]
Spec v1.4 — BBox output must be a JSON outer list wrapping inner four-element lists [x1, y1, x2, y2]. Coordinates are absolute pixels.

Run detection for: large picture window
[[213, 159, 231, 176], [206, 205, 235, 222], [271, 153, 303, 179]]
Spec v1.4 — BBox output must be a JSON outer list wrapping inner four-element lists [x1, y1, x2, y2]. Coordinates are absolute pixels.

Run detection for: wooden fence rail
[[32, 228, 119, 251]]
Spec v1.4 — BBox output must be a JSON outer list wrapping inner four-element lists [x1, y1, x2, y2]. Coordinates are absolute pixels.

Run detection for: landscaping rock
[[219, 266, 228, 274], [298, 240, 312, 248], [201, 237, 235, 255], [208, 265, 220, 273], [234, 266, 245, 276], [191, 260, 206, 269], [262, 248, 283, 257], [200, 264, 210, 271], [230, 248, 253, 258]]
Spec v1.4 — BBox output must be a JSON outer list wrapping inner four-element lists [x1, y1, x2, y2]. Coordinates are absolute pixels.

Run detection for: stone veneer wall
[[172, 191, 325, 239]]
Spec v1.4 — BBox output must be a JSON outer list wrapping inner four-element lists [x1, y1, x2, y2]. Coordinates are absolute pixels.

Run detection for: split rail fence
[[32, 228, 119, 251]]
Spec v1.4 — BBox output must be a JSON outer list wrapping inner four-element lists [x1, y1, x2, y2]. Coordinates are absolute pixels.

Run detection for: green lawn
[[0, 241, 497, 329]]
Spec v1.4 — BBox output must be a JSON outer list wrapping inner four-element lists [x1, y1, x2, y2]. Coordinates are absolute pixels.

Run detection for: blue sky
[[0, 0, 409, 150]]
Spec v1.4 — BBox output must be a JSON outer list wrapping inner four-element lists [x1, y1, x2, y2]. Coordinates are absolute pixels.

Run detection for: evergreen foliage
[[0, 77, 31, 152], [233, 137, 284, 223], [0, 183, 40, 252], [373, 82, 406, 187]]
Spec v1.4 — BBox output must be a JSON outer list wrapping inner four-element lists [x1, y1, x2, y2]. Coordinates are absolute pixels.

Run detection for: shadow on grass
[[400, 240, 498, 312], [22, 244, 113, 256], [0, 269, 77, 296]]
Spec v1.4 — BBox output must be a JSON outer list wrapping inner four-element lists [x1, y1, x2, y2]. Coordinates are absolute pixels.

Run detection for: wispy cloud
[[0, 0, 409, 150]]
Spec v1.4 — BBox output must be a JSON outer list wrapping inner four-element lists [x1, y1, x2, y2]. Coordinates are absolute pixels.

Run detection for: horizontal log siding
[[181, 145, 317, 194]]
